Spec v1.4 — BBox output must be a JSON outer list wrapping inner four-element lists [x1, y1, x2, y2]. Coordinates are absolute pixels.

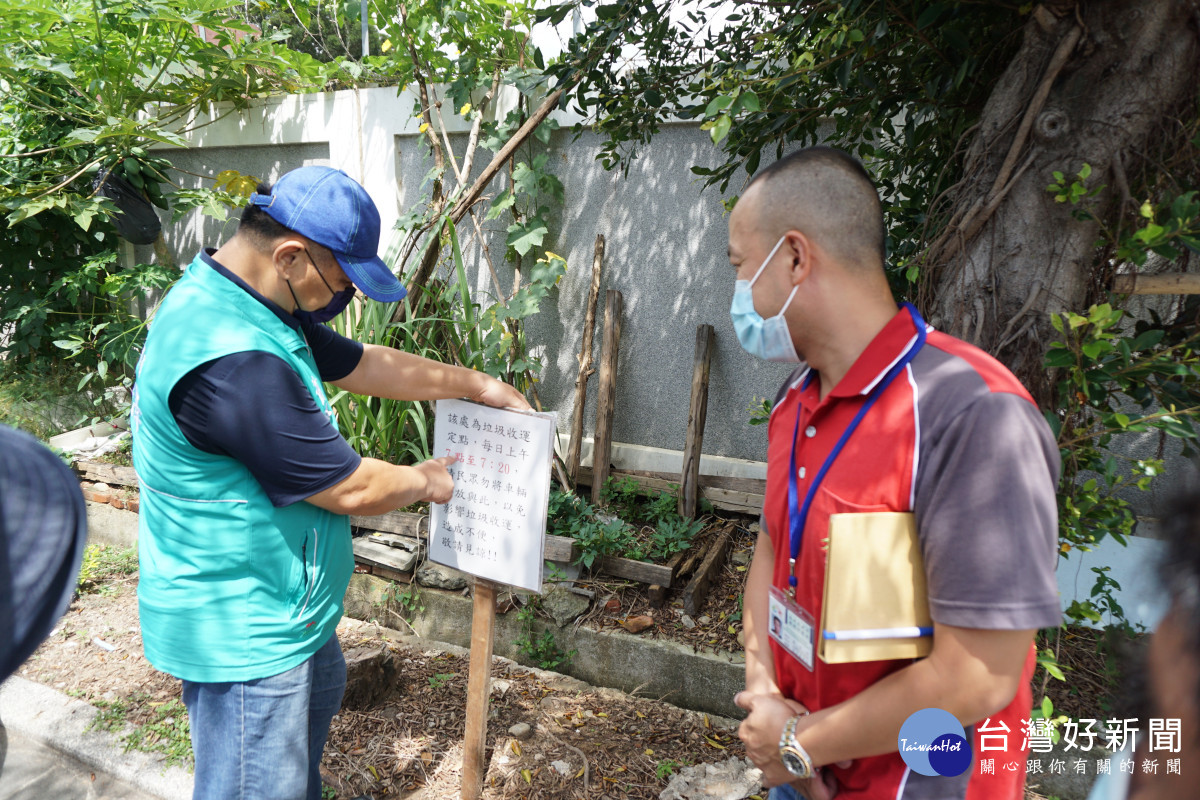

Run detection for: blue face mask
[[289, 249, 357, 325], [730, 236, 800, 363]]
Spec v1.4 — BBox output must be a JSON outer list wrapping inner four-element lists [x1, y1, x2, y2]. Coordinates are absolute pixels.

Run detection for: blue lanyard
[[785, 303, 928, 597]]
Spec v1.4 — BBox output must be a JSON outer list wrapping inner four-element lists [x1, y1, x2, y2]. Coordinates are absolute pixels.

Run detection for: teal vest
[[131, 254, 353, 683]]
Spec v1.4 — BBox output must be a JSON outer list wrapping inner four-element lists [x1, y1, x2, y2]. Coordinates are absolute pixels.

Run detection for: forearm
[[305, 456, 435, 516], [744, 531, 781, 695], [335, 344, 488, 401], [795, 627, 1034, 767]]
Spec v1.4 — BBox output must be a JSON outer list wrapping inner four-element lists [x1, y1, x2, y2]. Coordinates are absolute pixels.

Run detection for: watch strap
[[778, 714, 816, 779]]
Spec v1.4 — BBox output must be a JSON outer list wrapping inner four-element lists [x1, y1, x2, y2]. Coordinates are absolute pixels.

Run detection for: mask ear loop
[[775, 283, 799, 318], [749, 235, 788, 288]]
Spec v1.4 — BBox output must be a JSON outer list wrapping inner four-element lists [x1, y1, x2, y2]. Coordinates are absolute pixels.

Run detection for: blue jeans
[[769, 785, 805, 800], [182, 633, 346, 800]]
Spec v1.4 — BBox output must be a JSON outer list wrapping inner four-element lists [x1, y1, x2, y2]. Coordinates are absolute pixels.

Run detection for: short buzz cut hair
[[747, 146, 886, 269], [237, 181, 294, 251]]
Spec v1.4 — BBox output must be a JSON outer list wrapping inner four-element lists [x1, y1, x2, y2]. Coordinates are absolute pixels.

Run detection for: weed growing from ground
[[89, 692, 192, 769], [515, 600, 575, 672], [77, 544, 138, 595]]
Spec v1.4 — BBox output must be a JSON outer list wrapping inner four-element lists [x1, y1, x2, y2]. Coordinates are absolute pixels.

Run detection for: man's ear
[[271, 238, 308, 282], [783, 230, 813, 287]]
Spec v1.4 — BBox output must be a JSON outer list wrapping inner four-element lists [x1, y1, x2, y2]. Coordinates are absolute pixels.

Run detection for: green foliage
[[1046, 163, 1101, 207], [650, 515, 703, 560], [747, 396, 772, 427], [328, 295, 438, 464], [49, 255, 176, 397], [0, 364, 105, 437], [89, 693, 193, 769], [0, 0, 323, 381], [76, 543, 139, 596], [1047, 302, 1200, 631], [1026, 694, 1068, 745], [545, 0, 1027, 276], [428, 672, 456, 689], [329, 220, 563, 462], [547, 480, 704, 569], [383, 583, 425, 617], [1118, 191, 1200, 267], [515, 599, 575, 671], [655, 759, 680, 780]]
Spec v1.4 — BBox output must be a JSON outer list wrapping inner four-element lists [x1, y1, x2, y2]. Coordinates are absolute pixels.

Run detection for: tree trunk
[[924, 0, 1200, 406]]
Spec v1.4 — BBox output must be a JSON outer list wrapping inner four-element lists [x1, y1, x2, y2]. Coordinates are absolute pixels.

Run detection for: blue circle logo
[[898, 708, 972, 777]]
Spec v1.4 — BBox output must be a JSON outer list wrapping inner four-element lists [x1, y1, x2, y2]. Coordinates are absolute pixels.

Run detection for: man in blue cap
[[131, 165, 529, 800]]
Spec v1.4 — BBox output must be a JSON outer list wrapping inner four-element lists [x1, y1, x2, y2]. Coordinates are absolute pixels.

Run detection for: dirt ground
[[19, 532, 1125, 800], [19, 557, 752, 800]]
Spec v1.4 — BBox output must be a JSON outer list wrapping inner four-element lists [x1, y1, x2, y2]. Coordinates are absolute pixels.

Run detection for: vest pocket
[[298, 528, 317, 618]]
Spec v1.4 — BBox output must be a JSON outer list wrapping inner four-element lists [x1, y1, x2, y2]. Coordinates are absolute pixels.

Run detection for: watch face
[[781, 749, 811, 778]]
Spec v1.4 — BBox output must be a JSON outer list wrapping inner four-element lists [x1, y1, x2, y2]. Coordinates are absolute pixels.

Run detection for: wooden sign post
[[426, 398, 556, 799], [461, 578, 497, 800]]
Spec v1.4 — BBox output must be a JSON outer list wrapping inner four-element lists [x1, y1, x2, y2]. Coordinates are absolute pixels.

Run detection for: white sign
[[427, 398, 556, 593]]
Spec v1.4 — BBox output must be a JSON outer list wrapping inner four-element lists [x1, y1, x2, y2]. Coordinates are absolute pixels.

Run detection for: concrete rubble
[[659, 756, 763, 800]]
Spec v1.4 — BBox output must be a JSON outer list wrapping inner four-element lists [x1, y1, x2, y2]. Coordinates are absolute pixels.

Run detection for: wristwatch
[[778, 714, 816, 779]]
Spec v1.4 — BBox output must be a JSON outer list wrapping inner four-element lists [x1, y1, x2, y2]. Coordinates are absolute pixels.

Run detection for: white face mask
[[729, 236, 800, 363]]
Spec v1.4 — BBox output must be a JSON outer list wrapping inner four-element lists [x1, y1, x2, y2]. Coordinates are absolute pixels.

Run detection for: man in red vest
[[730, 146, 1061, 800]]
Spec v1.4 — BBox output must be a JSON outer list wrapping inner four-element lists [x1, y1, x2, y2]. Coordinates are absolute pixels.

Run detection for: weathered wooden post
[[679, 324, 715, 519], [591, 289, 623, 505], [461, 578, 498, 800], [567, 234, 606, 483]]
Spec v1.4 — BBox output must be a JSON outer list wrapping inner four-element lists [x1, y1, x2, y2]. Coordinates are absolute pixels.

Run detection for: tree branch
[[403, 85, 569, 296]]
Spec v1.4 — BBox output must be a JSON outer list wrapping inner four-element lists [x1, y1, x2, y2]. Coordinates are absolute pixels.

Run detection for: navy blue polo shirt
[[167, 250, 363, 507]]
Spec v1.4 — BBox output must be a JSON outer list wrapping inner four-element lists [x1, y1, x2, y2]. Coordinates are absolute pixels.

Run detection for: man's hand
[[735, 691, 805, 787], [735, 692, 846, 799], [412, 456, 455, 504], [470, 376, 531, 411]]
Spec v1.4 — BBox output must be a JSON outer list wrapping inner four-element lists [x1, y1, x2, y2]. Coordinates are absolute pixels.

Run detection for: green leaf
[[916, 4, 944, 30], [705, 95, 734, 116], [485, 189, 515, 220], [506, 222, 548, 256], [709, 114, 731, 144]]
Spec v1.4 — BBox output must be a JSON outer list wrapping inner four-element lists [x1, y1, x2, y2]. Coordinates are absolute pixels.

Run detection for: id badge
[[768, 585, 815, 671]]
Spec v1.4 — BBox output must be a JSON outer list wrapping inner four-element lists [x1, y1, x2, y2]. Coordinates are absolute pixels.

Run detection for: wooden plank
[[566, 234, 606, 483], [591, 290, 623, 505], [1113, 273, 1200, 295], [461, 579, 497, 800], [351, 510, 427, 537], [544, 534, 577, 563], [683, 530, 731, 617], [362, 563, 414, 584], [648, 549, 689, 608], [679, 324, 715, 519], [595, 553, 674, 587]]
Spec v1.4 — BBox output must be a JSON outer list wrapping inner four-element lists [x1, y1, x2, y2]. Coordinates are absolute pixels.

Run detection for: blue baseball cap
[[249, 166, 407, 302]]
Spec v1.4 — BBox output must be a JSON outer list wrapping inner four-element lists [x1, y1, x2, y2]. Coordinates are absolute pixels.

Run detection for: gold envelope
[[817, 512, 933, 664]]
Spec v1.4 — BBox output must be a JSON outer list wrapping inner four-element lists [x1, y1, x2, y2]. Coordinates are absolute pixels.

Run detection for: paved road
[[0, 725, 159, 800]]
